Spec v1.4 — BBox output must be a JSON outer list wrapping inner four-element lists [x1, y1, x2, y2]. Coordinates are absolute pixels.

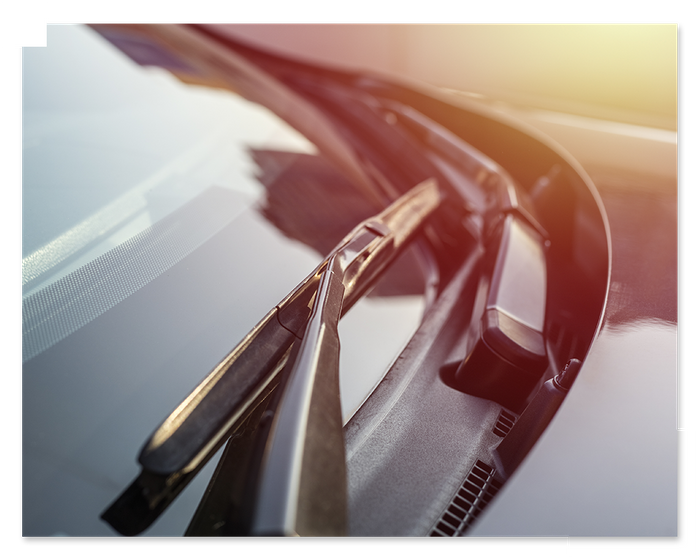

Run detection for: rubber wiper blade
[[101, 178, 441, 536]]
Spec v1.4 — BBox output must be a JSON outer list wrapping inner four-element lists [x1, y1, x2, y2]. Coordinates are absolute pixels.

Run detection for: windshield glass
[[22, 25, 426, 536], [22, 25, 316, 294]]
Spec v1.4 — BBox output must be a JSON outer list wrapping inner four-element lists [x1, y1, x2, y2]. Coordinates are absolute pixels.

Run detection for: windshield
[[22, 25, 426, 536]]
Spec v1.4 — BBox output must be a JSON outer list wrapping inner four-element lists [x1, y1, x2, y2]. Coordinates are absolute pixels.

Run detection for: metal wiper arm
[[101, 179, 441, 536], [252, 212, 416, 535]]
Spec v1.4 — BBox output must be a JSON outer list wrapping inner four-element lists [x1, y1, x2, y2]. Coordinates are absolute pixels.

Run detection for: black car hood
[[472, 170, 677, 536]]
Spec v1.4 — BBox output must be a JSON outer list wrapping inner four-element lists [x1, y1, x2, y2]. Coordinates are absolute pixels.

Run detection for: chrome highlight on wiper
[[101, 179, 441, 536]]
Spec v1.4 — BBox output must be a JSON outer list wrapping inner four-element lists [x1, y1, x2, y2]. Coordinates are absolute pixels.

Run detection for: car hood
[[471, 168, 677, 536]]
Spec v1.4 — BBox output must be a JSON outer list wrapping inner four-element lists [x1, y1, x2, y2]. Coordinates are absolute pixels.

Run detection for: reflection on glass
[[23, 25, 427, 535]]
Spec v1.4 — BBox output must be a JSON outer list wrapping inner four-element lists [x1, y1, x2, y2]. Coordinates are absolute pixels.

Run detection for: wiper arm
[[252, 216, 407, 535], [101, 178, 441, 536], [249, 252, 350, 535]]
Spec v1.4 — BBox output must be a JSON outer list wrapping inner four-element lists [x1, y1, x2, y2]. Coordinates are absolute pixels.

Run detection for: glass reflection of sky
[[22, 25, 316, 292]]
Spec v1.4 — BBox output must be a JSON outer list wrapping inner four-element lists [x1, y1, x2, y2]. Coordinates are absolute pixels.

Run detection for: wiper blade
[[101, 178, 441, 535]]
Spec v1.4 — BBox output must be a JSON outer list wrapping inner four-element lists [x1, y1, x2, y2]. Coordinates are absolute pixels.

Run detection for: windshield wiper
[[251, 209, 422, 535], [101, 178, 441, 536]]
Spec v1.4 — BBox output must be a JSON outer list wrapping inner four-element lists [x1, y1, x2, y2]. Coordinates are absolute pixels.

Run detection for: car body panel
[[471, 167, 677, 536]]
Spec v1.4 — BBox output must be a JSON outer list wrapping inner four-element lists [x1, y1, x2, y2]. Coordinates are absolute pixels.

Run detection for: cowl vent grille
[[429, 460, 503, 537], [492, 409, 517, 438]]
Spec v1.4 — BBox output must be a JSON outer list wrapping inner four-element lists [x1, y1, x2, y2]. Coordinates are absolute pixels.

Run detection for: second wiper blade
[[102, 178, 441, 535]]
